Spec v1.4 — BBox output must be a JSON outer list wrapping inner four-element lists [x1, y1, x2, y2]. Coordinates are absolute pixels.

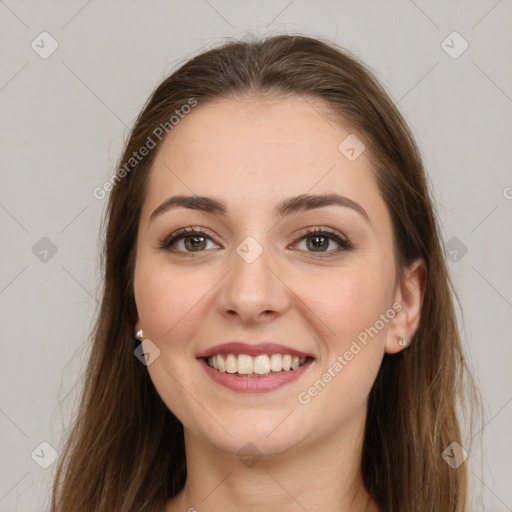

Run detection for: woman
[[51, 34, 480, 512]]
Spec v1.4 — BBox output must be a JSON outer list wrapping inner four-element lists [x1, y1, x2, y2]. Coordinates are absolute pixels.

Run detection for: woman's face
[[134, 95, 408, 456]]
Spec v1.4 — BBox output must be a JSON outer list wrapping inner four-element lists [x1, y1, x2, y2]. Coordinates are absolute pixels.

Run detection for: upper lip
[[196, 342, 315, 359]]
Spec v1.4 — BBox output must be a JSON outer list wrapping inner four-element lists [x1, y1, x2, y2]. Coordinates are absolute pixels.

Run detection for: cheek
[[293, 265, 394, 414], [294, 261, 394, 347], [133, 258, 212, 420], [134, 257, 211, 349]]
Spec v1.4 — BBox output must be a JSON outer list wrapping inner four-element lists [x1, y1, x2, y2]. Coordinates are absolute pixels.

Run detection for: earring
[[397, 335, 407, 347], [135, 329, 144, 341]]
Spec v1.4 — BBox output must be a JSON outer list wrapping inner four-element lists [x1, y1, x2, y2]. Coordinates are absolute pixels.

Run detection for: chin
[[189, 412, 308, 459]]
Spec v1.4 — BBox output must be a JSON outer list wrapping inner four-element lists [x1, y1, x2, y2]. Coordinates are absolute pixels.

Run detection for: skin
[[133, 94, 425, 512]]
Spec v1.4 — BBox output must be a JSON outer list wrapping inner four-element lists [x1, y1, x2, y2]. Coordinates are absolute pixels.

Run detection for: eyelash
[[158, 226, 352, 256]]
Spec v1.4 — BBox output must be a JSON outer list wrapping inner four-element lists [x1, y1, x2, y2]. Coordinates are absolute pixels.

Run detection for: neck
[[166, 409, 380, 512]]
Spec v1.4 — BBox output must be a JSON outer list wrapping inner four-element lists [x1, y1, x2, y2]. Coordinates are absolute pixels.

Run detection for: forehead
[[142, 95, 387, 226], [158, 94, 358, 172]]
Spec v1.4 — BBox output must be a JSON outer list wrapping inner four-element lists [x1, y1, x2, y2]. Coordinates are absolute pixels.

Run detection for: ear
[[385, 257, 426, 354], [134, 315, 142, 337]]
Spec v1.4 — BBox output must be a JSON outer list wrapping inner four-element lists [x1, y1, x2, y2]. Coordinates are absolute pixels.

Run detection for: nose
[[216, 237, 291, 325]]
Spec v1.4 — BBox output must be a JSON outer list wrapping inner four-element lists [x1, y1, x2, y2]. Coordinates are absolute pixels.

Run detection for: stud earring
[[397, 335, 407, 347], [135, 329, 144, 341]]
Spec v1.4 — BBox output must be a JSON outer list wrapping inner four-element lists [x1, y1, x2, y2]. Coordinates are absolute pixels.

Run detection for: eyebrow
[[149, 193, 371, 224]]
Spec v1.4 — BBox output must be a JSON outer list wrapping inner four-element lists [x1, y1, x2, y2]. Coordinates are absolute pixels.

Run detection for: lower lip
[[198, 358, 313, 393]]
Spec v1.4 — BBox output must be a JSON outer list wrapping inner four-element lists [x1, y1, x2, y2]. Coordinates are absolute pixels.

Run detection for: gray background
[[1, 1, 511, 510]]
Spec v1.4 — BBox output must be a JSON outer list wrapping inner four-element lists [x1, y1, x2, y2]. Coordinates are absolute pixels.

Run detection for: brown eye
[[159, 227, 220, 253], [182, 234, 208, 251], [294, 228, 352, 255], [306, 234, 331, 252]]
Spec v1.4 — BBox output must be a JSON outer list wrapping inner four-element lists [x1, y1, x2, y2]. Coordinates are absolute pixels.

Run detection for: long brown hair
[[51, 34, 482, 512]]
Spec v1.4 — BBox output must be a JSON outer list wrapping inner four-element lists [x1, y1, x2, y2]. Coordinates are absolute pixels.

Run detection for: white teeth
[[225, 354, 237, 373], [206, 353, 308, 376], [270, 353, 282, 371], [253, 355, 270, 375], [237, 354, 253, 374]]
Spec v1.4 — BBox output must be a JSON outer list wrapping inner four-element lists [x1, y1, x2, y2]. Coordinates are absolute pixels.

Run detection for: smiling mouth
[[204, 353, 312, 378]]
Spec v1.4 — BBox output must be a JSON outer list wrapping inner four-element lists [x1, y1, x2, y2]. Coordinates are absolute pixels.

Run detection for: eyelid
[[294, 225, 349, 242], [291, 226, 352, 253], [158, 225, 352, 254], [158, 226, 218, 250]]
